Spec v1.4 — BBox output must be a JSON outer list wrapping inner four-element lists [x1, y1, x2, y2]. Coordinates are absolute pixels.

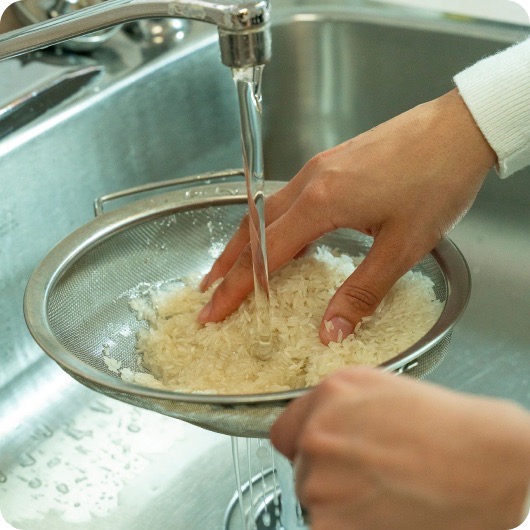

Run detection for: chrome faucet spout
[[0, 0, 271, 67]]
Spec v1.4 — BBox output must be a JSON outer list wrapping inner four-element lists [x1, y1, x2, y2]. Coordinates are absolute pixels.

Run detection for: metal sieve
[[24, 170, 471, 438]]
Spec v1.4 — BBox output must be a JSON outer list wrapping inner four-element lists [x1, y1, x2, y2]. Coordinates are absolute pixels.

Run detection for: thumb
[[320, 231, 414, 345]]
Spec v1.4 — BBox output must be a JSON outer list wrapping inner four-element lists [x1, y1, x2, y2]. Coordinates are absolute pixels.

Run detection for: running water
[[232, 437, 250, 530], [228, 437, 308, 530], [232, 66, 272, 360], [229, 60, 304, 530]]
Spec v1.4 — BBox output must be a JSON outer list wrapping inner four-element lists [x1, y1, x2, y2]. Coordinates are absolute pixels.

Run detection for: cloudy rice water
[[124, 246, 443, 394]]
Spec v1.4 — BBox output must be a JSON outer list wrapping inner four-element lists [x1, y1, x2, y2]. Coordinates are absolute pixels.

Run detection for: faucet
[[0, 0, 271, 67]]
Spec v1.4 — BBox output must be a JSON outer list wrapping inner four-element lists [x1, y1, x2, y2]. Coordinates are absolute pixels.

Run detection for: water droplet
[[127, 424, 141, 433], [43, 425, 53, 437], [102, 339, 117, 351], [32, 424, 54, 440], [64, 425, 92, 440], [256, 446, 269, 461], [20, 453, 36, 467], [0, 471, 7, 483], [89, 401, 113, 414], [47, 457, 61, 468], [28, 478, 42, 489], [262, 511, 271, 527], [57, 483, 69, 494]]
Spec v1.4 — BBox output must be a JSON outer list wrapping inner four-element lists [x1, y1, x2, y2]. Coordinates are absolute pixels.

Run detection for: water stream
[[227, 63, 306, 530], [228, 437, 308, 530], [232, 66, 272, 360]]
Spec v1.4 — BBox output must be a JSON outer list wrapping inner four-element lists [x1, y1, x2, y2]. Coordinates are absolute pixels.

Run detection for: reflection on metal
[[0, 65, 102, 140], [1, 0, 272, 67], [124, 18, 189, 46], [14, 0, 120, 51], [0, 1, 529, 528]]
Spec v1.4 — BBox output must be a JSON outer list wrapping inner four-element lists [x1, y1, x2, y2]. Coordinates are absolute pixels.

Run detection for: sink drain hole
[[224, 438, 308, 530]]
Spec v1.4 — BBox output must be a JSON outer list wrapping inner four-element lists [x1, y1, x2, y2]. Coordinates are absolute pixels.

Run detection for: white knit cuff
[[454, 38, 530, 178]]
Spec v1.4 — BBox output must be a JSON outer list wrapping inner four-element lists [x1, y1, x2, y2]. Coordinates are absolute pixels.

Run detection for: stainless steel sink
[[1, 2, 529, 528]]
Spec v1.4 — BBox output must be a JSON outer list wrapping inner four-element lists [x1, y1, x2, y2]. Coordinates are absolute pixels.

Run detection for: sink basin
[[1, 2, 529, 528]]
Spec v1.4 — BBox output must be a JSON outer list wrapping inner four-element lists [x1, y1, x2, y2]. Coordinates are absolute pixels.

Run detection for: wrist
[[436, 88, 498, 172]]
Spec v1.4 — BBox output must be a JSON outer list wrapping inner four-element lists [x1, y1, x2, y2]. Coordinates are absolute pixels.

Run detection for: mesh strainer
[[24, 170, 471, 438]]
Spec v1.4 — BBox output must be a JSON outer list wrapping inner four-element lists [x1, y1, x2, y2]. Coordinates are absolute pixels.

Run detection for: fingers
[[199, 214, 251, 292], [200, 178, 307, 292], [270, 368, 376, 460], [199, 192, 282, 292], [270, 390, 317, 460], [198, 197, 330, 324], [320, 229, 420, 345]]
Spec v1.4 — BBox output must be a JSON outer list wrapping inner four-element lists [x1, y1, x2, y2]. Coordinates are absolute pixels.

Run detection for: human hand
[[270, 368, 530, 530], [198, 89, 496, 344]]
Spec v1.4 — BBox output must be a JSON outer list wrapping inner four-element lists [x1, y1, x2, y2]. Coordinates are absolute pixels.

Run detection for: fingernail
[[321, 317, 354, 344], [198, 300, 212, 324]]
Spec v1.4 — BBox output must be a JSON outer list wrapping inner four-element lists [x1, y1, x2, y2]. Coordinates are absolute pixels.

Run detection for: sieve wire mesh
[[26, 182, 467, 438]]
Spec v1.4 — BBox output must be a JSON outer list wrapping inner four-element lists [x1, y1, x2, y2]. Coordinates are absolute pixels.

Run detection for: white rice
[[126, 246, 443, 394]]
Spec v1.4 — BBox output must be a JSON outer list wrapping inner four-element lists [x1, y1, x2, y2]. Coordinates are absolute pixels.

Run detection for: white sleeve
[[454, 38, 530, 178]]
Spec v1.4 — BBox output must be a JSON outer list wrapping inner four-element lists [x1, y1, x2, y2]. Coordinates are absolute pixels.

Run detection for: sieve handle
[[93, 168, 245, 216]]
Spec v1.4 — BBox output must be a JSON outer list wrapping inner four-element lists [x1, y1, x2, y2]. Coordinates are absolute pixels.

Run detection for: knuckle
[[297, 475, 325, 507], [302, 152, 337, 185], [340, 283, 380, 314], [298, 426, 327, 458], [304, 152, 327, 172], [213, 279, 231, 302], [315, 373, 348, 400], [299, 181, 330, 213], [298, 154, 346, 222], [296, 400, 343, 456]]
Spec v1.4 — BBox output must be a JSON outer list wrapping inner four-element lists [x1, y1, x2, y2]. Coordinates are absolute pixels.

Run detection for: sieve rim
[[24, 181, 470, 405]]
